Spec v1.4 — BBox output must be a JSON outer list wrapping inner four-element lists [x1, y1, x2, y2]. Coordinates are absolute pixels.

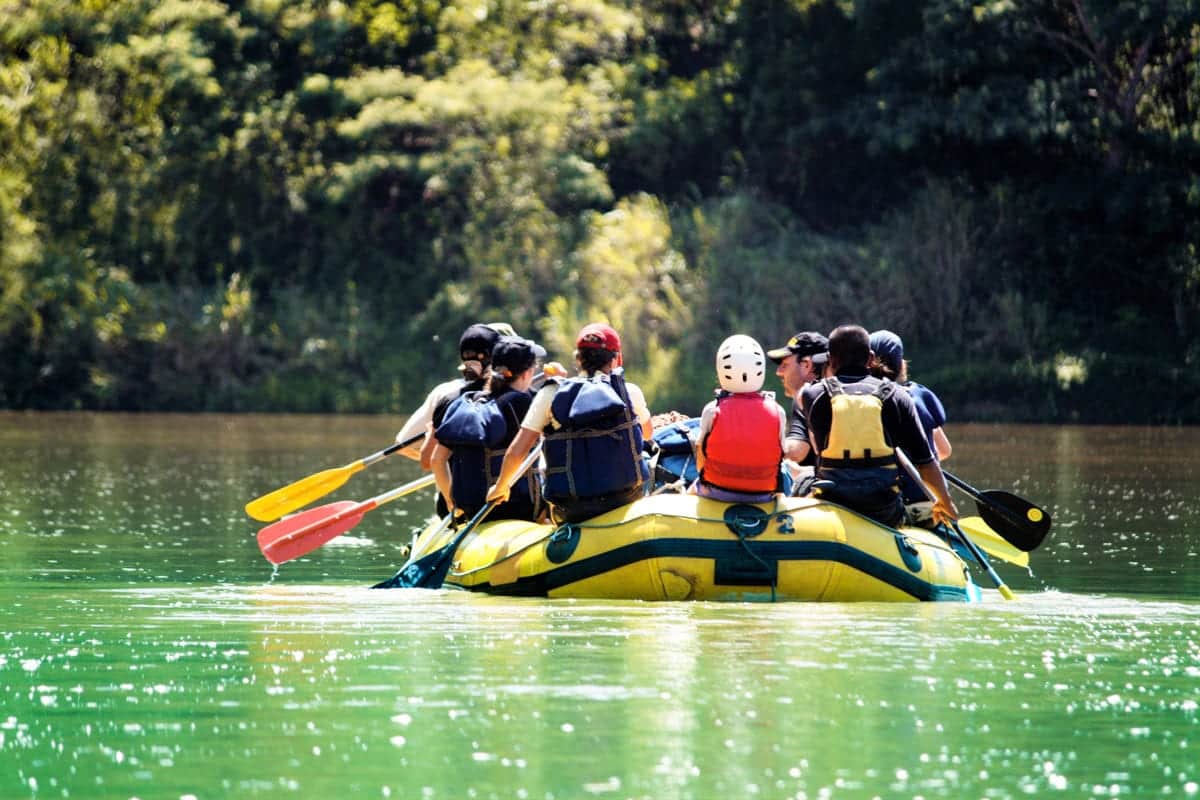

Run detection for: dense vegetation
[[2, 0, 1198, 422]]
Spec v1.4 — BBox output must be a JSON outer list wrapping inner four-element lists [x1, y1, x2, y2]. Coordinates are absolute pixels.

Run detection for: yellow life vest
[[819, 377, 897, 468]]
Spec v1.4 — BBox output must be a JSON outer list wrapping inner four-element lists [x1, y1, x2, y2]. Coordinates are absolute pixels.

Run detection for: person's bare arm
[[429, 442, 454, 511], [916, 459, 959, 526], [932, 427, 952, 461], [417, 422, 438, 470], [692, 431, 707, 471], [784, 438, 810, 463]]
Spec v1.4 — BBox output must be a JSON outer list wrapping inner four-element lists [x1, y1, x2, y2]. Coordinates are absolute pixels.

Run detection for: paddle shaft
[[894, 448, 1015, 601], [892, 447, 945, 514], [352, 432, 428, 472], [950, 519, 1015, 600], [365, 433, 422, 465]]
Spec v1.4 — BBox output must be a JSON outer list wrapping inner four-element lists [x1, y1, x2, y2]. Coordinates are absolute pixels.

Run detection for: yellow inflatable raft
[[403, 494, 981, 602]]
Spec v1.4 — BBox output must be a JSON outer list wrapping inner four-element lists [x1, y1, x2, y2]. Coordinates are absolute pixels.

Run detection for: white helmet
[[716, 335, 766, 393]]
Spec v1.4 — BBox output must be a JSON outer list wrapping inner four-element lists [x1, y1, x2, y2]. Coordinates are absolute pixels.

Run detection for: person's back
[[868, 329, 952, 514], [431, 337, 545, 521], [693, 335, 786, 503], [790, 325, 957, 528], [541, 340, 649, 520], [807, 373, 903, 523], [490, 322, 651, 524]]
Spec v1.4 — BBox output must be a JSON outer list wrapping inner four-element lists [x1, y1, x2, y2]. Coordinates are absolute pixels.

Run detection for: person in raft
[[689, 335, 788, 503], [393, 322, 518, 466], [429, 336, 548, 522], [868, 329, 952, 525], [786, 325, 958, 528], [868, 329, 951, 462], [769, 330, 829, 402], [487, 322, 653, 524]]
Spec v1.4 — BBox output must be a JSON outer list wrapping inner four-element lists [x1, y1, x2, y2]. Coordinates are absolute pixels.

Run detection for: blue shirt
[[905, 381, 946, 453], [899, 381, 947, 503]]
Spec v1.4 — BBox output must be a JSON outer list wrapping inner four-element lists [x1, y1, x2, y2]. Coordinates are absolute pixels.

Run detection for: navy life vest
[[435, 389, 537, 517], [812, 376, 902, 522], [432, 376, 487, 429], [651, 417, 700, 487], [542, 369, 649, 502]]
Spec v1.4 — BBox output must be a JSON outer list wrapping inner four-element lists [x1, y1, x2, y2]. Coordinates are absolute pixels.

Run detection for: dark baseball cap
[[458, 323, 501, 361], [766, 331, 829, 363], [491, 336, 547, 376]]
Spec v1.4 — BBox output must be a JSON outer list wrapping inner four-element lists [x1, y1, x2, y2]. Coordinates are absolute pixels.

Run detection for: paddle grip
[[368, 433, 426, 466]]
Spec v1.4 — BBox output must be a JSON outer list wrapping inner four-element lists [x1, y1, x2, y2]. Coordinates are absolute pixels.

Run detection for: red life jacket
[[700, 392, 783, 493]]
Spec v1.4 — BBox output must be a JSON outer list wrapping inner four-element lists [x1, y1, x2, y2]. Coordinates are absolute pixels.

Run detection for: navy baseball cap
[[869, 330, 904, 373]]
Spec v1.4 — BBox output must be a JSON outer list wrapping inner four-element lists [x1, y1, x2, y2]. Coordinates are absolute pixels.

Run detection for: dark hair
[[871, 358, 907, 383], [462, 362, 489, 381], [828, 325, 871, 370], [577, 347, 616, 375], [484, 371, 518, 397]]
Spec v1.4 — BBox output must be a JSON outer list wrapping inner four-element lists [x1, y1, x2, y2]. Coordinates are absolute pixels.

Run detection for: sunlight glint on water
[[1, 414, 1199, 799]]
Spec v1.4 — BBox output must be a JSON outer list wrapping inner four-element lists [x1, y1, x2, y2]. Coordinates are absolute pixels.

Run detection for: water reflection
[[3, 414, 1200, 798], [4, 584, 1199, 798]]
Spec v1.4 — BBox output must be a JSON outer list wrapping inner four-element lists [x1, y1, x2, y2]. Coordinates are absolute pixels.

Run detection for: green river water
[[1, 413, 1198, 799]]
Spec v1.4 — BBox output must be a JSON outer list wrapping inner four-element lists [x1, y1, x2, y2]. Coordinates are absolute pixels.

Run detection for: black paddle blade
[[371, 545, 456, 589], [975, 490, 1051, 552]]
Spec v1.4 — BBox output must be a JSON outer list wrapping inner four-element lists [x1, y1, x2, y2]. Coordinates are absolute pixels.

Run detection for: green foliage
[[543, 193, 696, 406], [0, 0, 1197, 422]]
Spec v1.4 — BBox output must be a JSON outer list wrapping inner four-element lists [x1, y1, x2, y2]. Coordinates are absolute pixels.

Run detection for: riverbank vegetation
[[2, 1, 1197, 422]]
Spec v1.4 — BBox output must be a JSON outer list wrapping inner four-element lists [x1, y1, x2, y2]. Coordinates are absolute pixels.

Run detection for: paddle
[[256, 473, 436, 565], [949, 519, 1016, 600], [942, 470, 1051, 552], [370, 512, 460, 589], [894, 448, 1015, 600], [957, 516, 1029, 568], [380, 442, 544, 590], [245, 433, 425, 522]]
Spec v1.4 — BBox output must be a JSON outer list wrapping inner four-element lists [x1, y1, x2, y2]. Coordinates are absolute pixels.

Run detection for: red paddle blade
[[256, 500, 365, 565]]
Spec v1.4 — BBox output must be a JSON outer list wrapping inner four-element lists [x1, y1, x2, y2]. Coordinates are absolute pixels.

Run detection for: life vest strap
[[820, 456, 898, 469], [543, 417, 640, 441]]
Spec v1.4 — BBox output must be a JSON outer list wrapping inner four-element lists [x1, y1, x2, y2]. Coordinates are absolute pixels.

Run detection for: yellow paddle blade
[[958, 516, 1029, 568], [244, 462, 365, 522]]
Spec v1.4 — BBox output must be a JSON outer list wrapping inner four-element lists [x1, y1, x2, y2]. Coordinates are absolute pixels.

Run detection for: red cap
[[576, 322, 621, 352]]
